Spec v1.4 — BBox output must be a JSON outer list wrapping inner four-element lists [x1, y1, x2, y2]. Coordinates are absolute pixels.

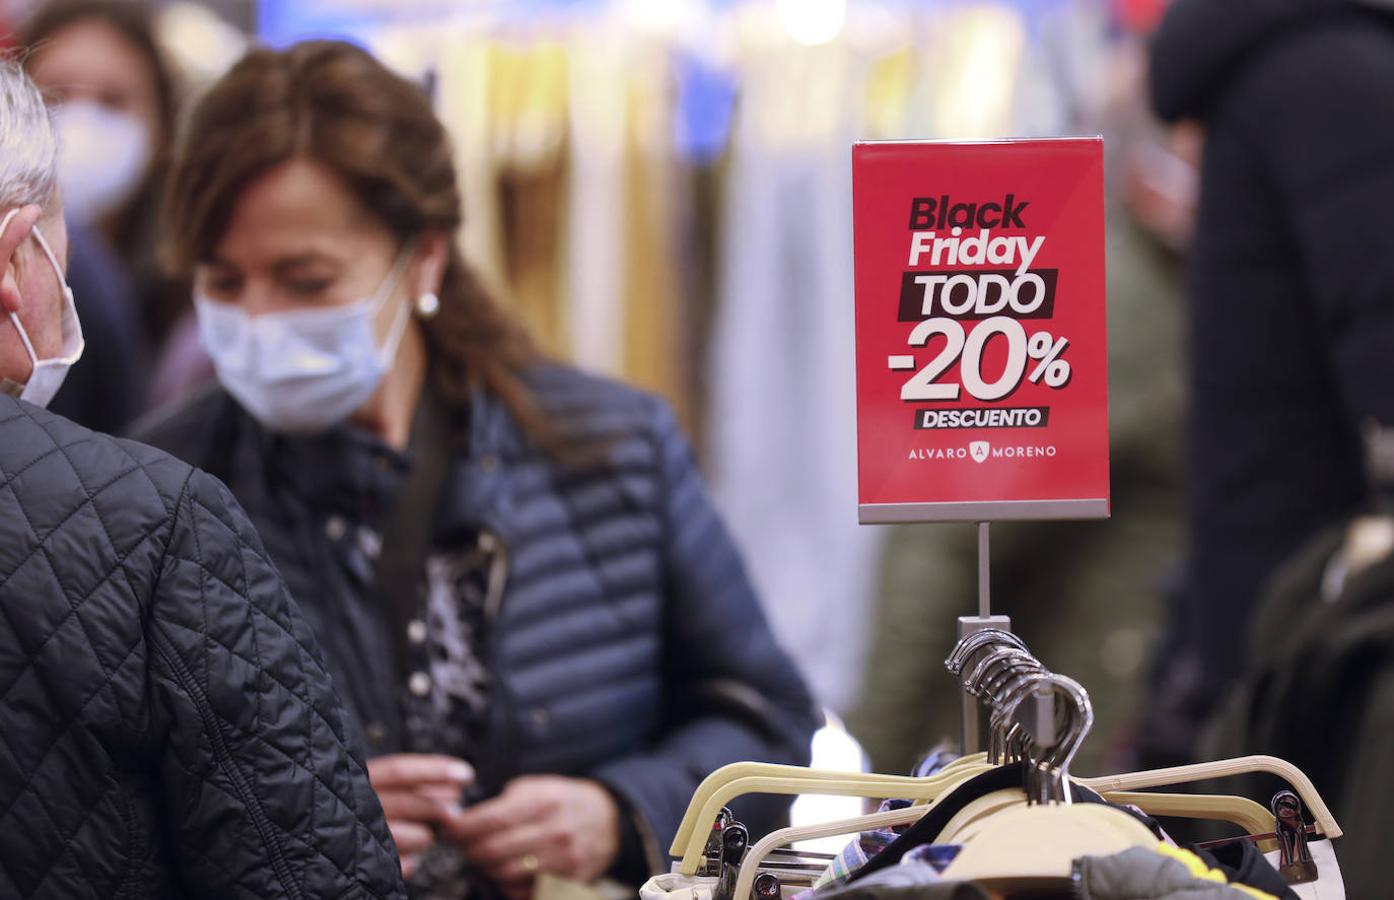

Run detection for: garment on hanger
[[1076, 844, 1283, 900], [618, 37, 691, 432], [844, 765, 1115, 885], [1195, 842, 1300, 900], [818, 845, 1284, 900], [793, 750, 964, 896], [565, 27, 627, 381], [640, 873, 718, 900], [491, 42, 571, 357]]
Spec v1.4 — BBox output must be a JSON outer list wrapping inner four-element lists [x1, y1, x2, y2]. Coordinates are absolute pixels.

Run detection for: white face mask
[[53, 100, 152, 226], [0, 209, 85, 409], [195, 252, 414, 435]]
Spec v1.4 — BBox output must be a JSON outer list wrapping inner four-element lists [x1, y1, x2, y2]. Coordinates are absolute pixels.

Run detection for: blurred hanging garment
[[565, 30, 694, 432], [491, 42, 571, 357], [707, 33, 881, 714]]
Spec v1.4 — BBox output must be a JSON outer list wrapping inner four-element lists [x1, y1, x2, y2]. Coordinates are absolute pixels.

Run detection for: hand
[[367, 753, 475, 879], [441, 775, 622, 900]]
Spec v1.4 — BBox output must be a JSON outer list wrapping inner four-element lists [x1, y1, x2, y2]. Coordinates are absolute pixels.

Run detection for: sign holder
[[851, 139, 1104, 756]]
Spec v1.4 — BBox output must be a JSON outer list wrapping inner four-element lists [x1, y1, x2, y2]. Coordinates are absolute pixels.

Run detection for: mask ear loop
[[29, 223, 84, 363], [373, 245, 420, 365]]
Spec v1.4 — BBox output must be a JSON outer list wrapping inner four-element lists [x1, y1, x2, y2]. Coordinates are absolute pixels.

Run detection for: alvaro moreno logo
[[906, 443, 1057, 462]]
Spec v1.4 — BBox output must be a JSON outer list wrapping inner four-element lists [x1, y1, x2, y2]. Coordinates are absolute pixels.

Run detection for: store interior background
[[0, 0, 1191, 785]]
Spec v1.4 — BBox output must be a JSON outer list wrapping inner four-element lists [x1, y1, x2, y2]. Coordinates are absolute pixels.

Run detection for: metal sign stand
[[957, 523, 1012, 753], [955, 522, 1056, 755]]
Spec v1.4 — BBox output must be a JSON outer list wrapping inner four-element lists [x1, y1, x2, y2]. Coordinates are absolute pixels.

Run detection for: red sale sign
[[853, 138, 1109, 523]]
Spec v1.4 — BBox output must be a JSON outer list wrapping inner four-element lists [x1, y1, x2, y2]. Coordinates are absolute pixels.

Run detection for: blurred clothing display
[[1146, 0, 1394, 752]]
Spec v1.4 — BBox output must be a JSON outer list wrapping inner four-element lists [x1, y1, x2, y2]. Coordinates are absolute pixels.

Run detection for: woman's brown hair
[[162, 40, 550, 451]]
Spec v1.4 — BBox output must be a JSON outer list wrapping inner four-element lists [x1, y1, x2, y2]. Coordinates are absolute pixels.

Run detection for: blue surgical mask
[[0, 209, 85, 409], [194, 252, 413, 434]]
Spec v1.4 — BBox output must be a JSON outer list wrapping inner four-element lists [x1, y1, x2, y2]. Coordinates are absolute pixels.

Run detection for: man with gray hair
[[0, 59, 406, 899]]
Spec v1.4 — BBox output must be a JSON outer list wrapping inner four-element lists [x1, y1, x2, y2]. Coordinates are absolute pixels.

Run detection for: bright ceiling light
[[777, 0, 848, 47]]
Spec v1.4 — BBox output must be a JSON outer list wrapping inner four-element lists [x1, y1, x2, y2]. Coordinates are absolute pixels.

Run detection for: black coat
[[137, 364, 818, 884], [1149, 0, 1394, 688], [0, 395, 405, 898]]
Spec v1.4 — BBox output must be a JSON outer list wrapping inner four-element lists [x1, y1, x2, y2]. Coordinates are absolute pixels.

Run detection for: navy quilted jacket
[[137, 364, 818, 881], [0, 395, 406, 899]]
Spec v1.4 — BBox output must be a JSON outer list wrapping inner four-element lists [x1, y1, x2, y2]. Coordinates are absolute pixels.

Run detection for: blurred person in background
[[1139, 0, 1394, 768], [0, 56, 405, 899], [22, 0, 210, 417], [137, 40, 817, 900]]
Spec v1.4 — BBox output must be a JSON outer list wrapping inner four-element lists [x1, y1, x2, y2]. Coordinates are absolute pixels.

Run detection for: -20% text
[[887, 316, 1072, 403]]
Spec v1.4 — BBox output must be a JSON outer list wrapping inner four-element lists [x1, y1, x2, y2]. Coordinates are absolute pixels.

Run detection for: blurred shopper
[[1141, 0, 1394, 764], [137, 40, 817, 900], [0, 58, 404, 900], [22, 0, 210, 414]]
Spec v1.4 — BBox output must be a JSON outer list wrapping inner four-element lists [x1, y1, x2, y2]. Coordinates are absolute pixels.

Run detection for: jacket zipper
[[150, 626, 304, 900]]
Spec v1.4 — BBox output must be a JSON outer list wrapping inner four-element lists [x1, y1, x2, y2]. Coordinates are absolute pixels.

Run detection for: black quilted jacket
[[0, 394, 406, 899], [138, 364, 819, 882]]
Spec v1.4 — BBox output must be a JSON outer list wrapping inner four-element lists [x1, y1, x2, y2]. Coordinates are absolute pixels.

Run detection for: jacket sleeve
[[147, 467, 407, 900], [590, 398, 819, 869], [1229, 21, 1394, 433]]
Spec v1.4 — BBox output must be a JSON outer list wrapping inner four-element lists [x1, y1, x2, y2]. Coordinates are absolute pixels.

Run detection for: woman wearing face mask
[[138, 40, 817, 900], [22, 0, 207, 416]]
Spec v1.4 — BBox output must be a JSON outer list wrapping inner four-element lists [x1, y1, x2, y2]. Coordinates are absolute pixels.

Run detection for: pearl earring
[[416, 292, 440, 319]]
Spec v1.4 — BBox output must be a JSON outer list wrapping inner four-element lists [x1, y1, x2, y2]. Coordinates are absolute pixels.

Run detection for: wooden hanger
[[668, 754, 990, 857], [940, 803, 1157, 882], [672, 763, 997, 874], [1078, 755, 1341, 839]]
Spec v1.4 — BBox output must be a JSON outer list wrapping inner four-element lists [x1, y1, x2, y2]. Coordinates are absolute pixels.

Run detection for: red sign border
[[852, 137, 1111, 525]]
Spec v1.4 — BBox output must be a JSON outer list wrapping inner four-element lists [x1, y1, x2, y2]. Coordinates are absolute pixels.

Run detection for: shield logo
[[970, 441, 990, 464]]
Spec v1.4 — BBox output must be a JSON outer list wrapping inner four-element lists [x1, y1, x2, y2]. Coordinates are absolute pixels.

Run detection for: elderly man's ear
[[0, 205, 44, 316]]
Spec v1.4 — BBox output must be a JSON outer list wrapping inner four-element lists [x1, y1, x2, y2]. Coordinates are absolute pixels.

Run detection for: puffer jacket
[[0, 394, 405, 899], [137, 363, 819, 881]]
